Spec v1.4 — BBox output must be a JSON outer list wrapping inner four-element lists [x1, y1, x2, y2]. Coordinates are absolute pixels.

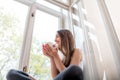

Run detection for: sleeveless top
[[58, 50, 84, 71]]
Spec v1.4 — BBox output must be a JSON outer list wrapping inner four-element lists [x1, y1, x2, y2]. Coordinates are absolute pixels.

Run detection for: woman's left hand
[[44, 44, 59, 58]]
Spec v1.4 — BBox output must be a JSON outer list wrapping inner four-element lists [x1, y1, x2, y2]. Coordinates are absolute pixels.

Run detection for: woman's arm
[[53, 54, 66, 72], [43, 44, 82, 73], [53, 48, 82, 72], [43, 44, 66, 73], [70, 48, 82, 66], [42, 44, 59, 78], [50, 58, 59, 78]]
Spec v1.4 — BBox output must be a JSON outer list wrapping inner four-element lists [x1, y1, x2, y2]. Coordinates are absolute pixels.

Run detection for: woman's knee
[[6, 69, 17, 79], [66, 65, 83, 80], [68, 65, 82, 72], [7, 69, 16, 76], [54, 65, 83, 80]]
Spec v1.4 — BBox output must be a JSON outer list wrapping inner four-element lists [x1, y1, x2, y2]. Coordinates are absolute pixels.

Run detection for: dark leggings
[[6, 69, 31, 80], [54, 65, 83, 80], [6, 65, 83, 80]]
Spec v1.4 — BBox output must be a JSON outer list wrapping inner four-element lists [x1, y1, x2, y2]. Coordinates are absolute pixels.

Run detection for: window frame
[[15, 0, 63, 71]]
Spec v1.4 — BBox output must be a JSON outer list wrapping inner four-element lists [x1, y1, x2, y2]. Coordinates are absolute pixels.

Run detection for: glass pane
[[0, 0, 28, 80], [74, 26, 84, 49], [29, 10, 59, 80], [36, 0, 61, 12], [74, 26, 84, 70]]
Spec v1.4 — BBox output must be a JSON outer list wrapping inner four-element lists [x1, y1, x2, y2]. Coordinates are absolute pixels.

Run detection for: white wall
[[105, 0, 120, 42], [82, 0, 119, 79]]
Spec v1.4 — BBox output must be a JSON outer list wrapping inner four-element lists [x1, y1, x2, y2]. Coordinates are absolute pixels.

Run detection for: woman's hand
[[42, 44, 58, 58], [42, 44, 53, 58], [43, 43, 66, 72]]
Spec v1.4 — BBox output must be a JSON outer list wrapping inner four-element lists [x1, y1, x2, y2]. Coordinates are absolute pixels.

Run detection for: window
[[29, 10, 59, 80], [0, 0, 28, 79], [36, 0, 61, 12]]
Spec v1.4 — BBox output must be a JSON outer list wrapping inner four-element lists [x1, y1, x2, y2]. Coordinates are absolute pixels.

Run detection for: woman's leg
[[54, 65, 83, 80], [6, 69, 31, 80]]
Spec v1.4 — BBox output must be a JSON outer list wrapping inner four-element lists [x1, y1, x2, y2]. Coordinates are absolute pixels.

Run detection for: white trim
[[36, 3, 62, 17], [15, 0, 62, 17], [70, 0, 80, 7], [19, 4, 36, 71], [68, 6, 74, 33], [15, 0, 34, 6], [88, 32, 103, 62], [97, 0, 120, 77], [15, 0, 63, 71], [77, 1, 95, 79], [45, 0, 69, 10], [83, 20, 95, 30], [16, 0, 69, 10]]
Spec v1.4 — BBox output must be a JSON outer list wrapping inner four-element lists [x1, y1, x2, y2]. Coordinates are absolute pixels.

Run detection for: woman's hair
[[57, 29, 75, 67]]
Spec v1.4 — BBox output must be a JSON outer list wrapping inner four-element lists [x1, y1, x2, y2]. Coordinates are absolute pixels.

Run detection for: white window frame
[[15, 0, 63, 71]]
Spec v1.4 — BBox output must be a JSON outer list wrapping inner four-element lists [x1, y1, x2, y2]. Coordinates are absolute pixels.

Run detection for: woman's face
[[55, 33, 61, 48]]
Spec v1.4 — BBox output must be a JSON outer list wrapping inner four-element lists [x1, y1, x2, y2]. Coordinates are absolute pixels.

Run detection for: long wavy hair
[[57, 29, 75, 67]]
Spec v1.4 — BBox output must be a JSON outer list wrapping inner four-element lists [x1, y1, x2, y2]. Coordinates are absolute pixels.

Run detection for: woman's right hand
[[42, 44, 53, 59]]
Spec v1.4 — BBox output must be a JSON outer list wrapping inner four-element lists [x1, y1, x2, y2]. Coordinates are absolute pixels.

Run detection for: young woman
[[42, 29, 83, 80], [6, 29, 83, 80]]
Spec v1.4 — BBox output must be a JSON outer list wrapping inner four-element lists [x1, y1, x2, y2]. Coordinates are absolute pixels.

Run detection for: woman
[[42, 29, 83, 80], [6, 29, 83, 80]]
